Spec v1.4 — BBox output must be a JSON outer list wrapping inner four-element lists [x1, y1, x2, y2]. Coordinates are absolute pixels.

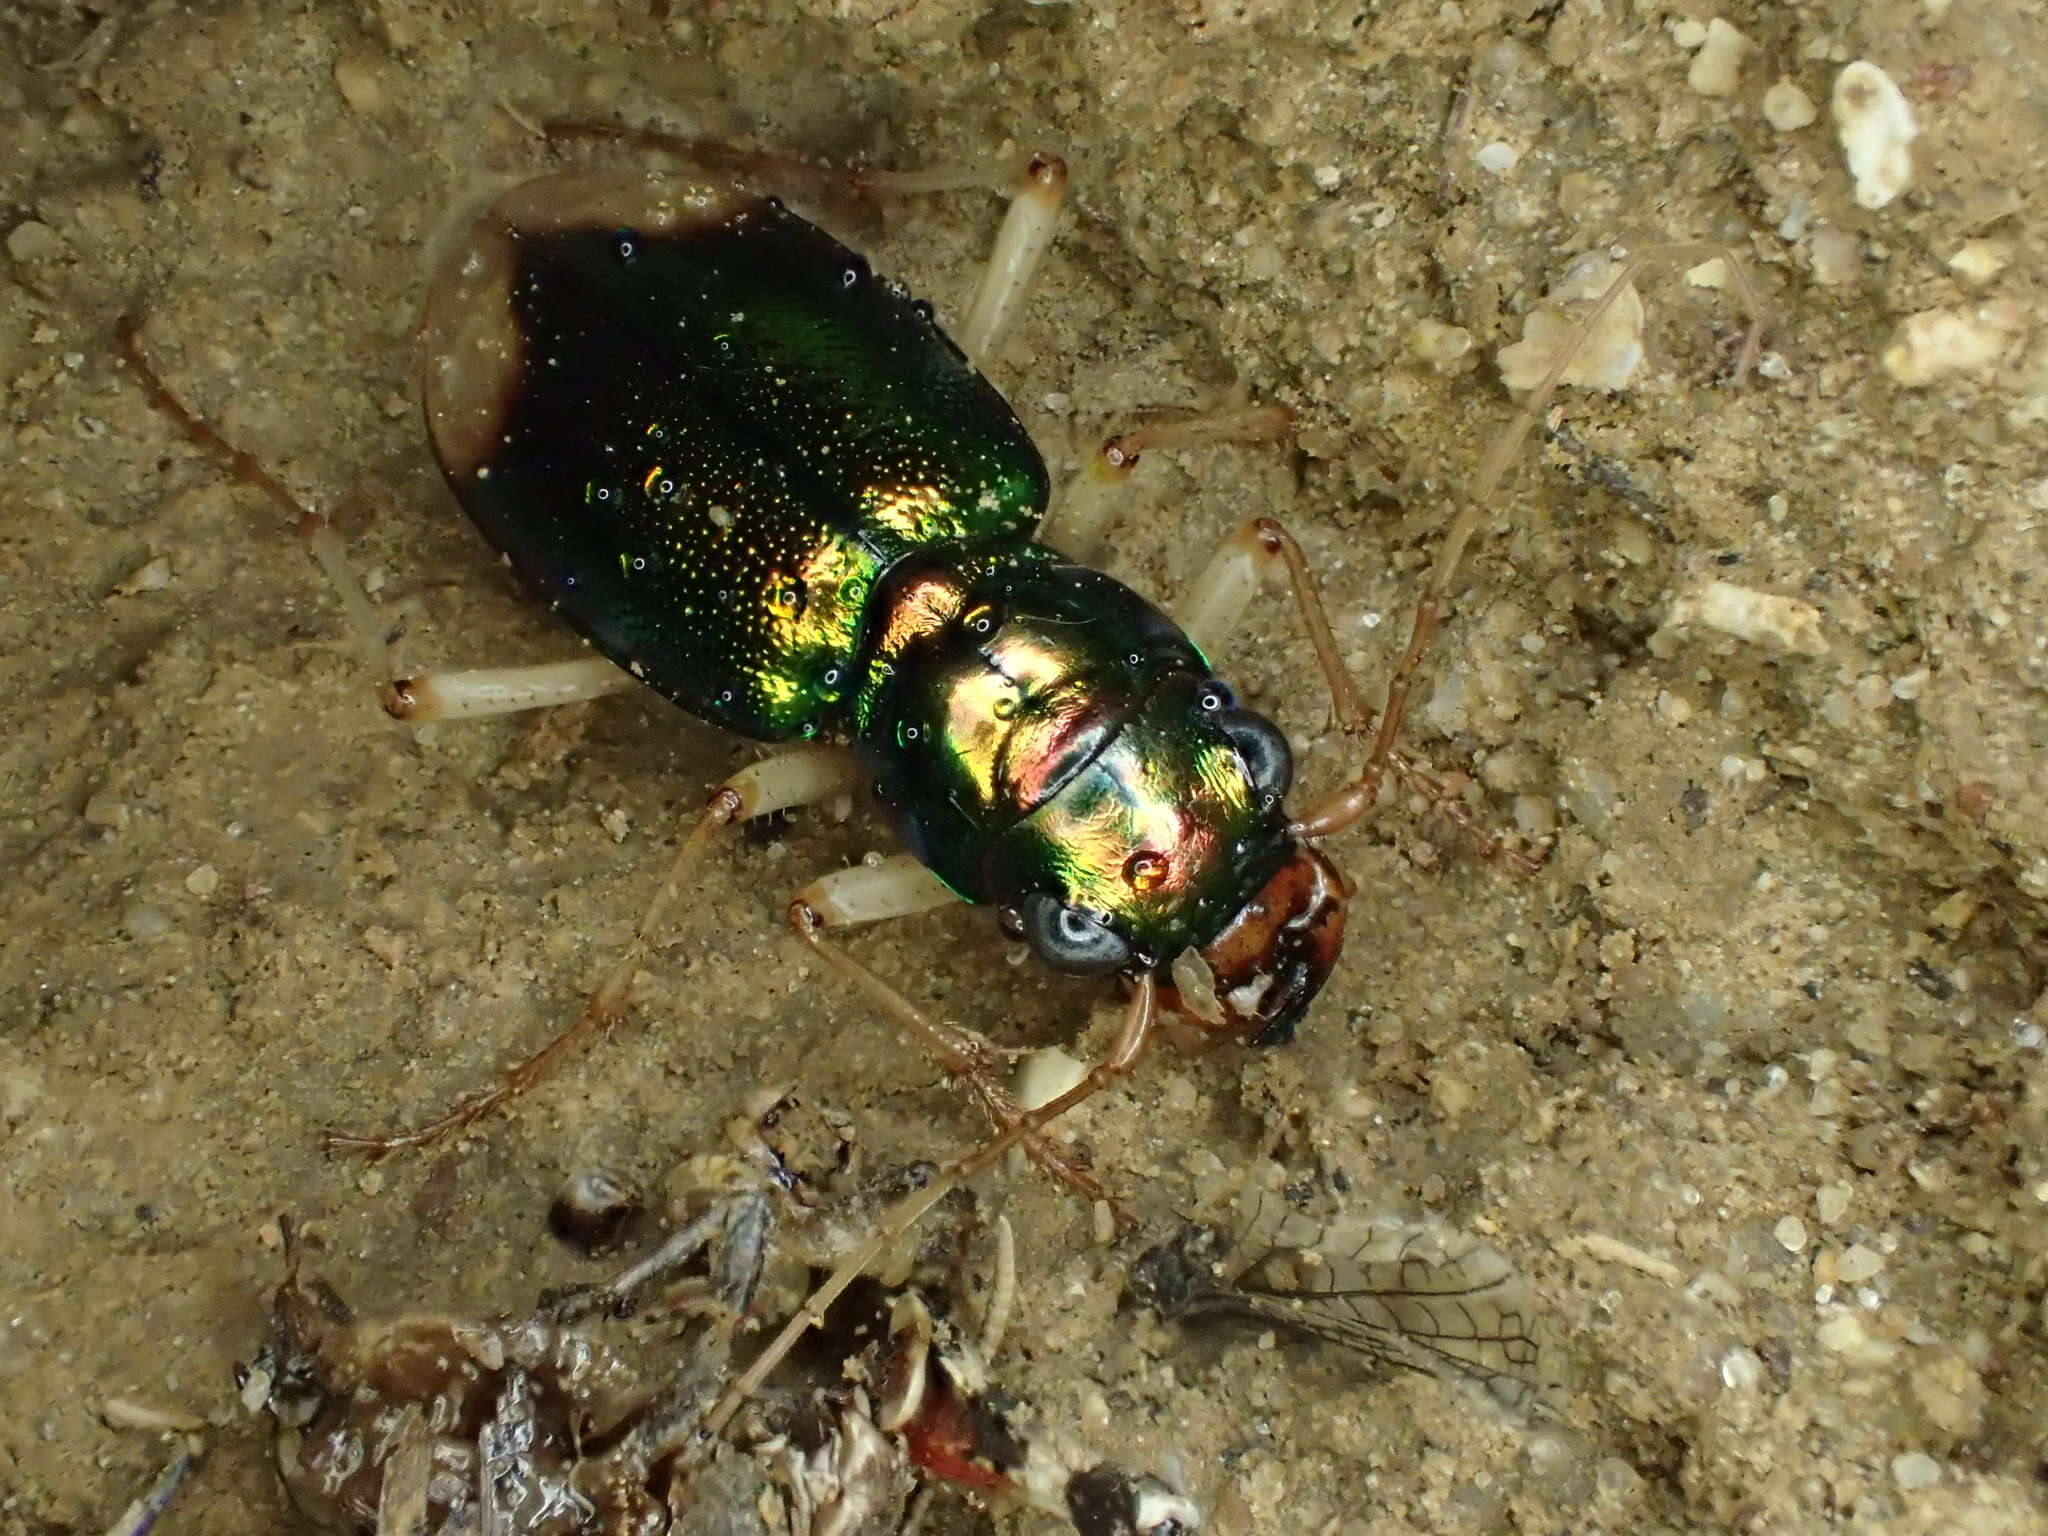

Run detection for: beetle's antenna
[[1293, 244, 1763, 840]]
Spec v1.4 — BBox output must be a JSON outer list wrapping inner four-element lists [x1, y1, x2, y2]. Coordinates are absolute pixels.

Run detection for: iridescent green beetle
[[316, 156, 1377, 1165], [134, 153, 1596, 1166], [123, 145, 1753, 1436]]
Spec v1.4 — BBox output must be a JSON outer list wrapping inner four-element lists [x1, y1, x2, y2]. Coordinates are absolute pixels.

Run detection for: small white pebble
[[1892, 1452, 1941, 1490], [1720, 1345, 1763, 1390], [110, 557, 173, 597], [1777, 195, 1812, 241], [1775, 1215, 1810, 1253], [6, 220, 58, 262], [1684, 257, 1731, 289], [1816, 1183, 1852, 1225], [122, 904, 172, 941], [1946, 239, 2009, 285], [1013, 1047, 1087, 1114], [1832, 61, 1917, 210], [1041, 390, 1071, 414], [238, 1357, 276, 1415], [1882, 305, 2022, 386], [1497, 257, 1645, 392], [1660, 581, 1825, 657], [1078, 1389, 1112, 1436], [1311, 164, 1342, 191], [1668, 17, 1708, 47], [1475, 140, 1519, 175], [1818, 1312, 1899, 1364], [1808, 226, 1863, 287], [1687, 19, 1751, 96], [184, 864, 220, 898], [1837, 1244, 1886, 1284], [1409, 319, 1473, 368], [1757, 352, 1791, 380], [1762, 79, 1818, 131], [332, 56, 385, 114]]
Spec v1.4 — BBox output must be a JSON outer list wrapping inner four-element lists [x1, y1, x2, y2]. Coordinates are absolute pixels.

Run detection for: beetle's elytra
[[424, 166, 1346, 1043]]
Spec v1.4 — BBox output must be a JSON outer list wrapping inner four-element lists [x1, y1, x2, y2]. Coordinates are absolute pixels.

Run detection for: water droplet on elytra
[[1123, 851, 1168, 892]]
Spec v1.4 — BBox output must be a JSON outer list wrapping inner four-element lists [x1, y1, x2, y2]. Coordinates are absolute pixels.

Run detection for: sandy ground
[[3, 1, 2046, 1532]]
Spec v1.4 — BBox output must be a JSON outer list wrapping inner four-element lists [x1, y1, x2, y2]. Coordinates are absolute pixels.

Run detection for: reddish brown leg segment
[[786, 897, 1122, 1209], [1181, 517, 1537, 871], [699, 975, 1157, 1440], [327, 746, 866, 1156]]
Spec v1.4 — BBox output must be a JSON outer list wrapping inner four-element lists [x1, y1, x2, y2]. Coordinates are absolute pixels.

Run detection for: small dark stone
[[1681, 781, 1710, 831], [1905, 959, 1955, 1000]]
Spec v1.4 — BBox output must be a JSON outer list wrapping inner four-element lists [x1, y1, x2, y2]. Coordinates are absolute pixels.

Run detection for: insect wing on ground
[[1133, 1193, 1566, 1425]]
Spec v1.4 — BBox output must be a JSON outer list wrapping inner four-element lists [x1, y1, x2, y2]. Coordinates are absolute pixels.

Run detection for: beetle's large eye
[[1017, 892, 1133, 976], [1218, 708, 1293, 807]]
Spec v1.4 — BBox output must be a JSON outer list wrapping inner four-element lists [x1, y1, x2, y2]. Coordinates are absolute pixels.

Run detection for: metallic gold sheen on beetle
[[424, 169, 1344, 1045]]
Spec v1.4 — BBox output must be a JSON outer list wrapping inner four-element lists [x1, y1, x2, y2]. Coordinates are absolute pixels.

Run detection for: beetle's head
[[1160, 838, 1348, 1046], [984, 669, 1348, 1049]]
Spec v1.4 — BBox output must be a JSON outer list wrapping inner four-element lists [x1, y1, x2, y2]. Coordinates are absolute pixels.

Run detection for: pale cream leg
[[956, 153, 1069, 367], [124, 314, 656, 730], [792, 852, 960, 928], [386, 656, 632, 721], [1175, 517, 1278, 665]]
